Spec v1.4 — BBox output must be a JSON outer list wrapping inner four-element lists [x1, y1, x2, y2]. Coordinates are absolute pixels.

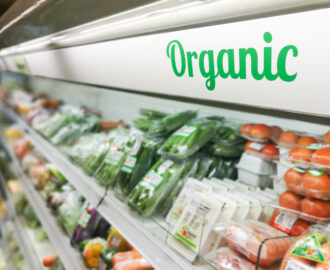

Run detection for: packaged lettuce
[[114, 137, 161, 196], [128, 158, 186, 215], [158, 117, 219, 159], [146, 110, 197, 137]]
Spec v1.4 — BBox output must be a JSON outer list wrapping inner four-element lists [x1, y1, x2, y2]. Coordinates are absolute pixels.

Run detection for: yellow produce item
[[82, 238, 107, 268], [4, 127, 23, 139], [107, 228, 129, 251]]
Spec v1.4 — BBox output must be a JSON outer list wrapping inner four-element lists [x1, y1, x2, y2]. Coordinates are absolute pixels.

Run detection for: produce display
[[0, 87, 329, 270]]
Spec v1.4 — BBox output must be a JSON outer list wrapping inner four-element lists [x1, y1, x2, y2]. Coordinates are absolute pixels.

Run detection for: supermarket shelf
[[0, 102, 203, 270], [0, 170, 43, 270], [0, 226, 15, 270], [2, 136, 87, 270]]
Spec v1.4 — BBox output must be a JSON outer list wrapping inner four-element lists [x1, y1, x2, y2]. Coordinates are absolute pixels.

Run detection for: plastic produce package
[[133, 108, 169, 132], [81, 238, 107, 268], [284, 168, 330, 200], [158, 117, 219, 159], [94, 128, 130, 186], [280, 225, 330, 270], [240, 123, 274, 143], [128, 158, 185, 215], [285, 144, 330, 170], [244, 141, 279, 161], [215, 247, 280, 270], [146, 110, 197, 137], [115, 137, 161, 196], [224, 220, 294, 266]]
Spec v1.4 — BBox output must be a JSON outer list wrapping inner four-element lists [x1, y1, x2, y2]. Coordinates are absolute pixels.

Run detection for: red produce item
[[312, 148, 330, 169], [112, 250, 142, 266], [301, 170, 330, 200], [279, 191, 303, 211], [240, 124, 253, 136], [301, 197, 330, 218], [225, 221, 294, 266], [250, 124, 271, 141], [279, 131, 299, 148], [324, 131, 330, 144], [297, 136, 318, 147], [284, 168, 304, 194], [269, 212, 310, 236], [289, 147, 313, 163]]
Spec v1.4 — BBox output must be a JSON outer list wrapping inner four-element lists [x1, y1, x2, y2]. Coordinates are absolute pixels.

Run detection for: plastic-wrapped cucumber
[[147, 110, 197, 137], [139, 109, 168, 119], [94, 134, 129, 186], [212, 126, 246, 145], [157, 157, 200, 215], [115, 137, 161, 196], [193, 155, 216, 180], [208, 143, 244, 158], [128, 158, 185, 215], [159, 117, 219, 159], [82, 127, 129, 175]]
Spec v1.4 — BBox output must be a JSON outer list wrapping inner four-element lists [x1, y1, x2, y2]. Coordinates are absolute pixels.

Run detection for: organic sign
[[166, 32, 298, 90]]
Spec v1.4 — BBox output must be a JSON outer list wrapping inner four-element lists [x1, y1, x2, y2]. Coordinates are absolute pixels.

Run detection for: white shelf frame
[[0, 101, 206, 270]]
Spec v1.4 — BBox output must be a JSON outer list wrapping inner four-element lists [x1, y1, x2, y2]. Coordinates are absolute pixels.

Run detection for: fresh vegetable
[[301, 171, 330, 199], [43, 254, 58, 267], [297, 136, 318, 146], [146, 110, 197, 137], [312, 148, 330, 168], [289, 147, 313, 163], [99, 247, 117, 270], [284, 168, 304, 194], [139, 108, 168, 119], [324, 131, 330, 144], [250, 124, 271, 141], [113, 258, 152, 270], [112, 250, 142, 265], [128, 159, 185, 215], [115, 137, 160, 196], [82, 238, 107, 268], [240, 124, 253, 136], [158, 117, 218, 159], [279, 191, 303, 211], [225, 220, 294, 266], [211, 125, 245, 145], [280, 131, 299, 148], [208, 143, 244, 158], [269, 212, 310, 236], [301, 197, 330, 218]]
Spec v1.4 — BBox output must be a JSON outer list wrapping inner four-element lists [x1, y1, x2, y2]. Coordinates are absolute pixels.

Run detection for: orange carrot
[[112, 250, 142, 266], [113, 258, 152, 270]]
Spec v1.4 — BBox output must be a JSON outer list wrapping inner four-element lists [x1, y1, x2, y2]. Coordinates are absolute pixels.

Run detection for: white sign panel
[[8, 8, 330, 116]]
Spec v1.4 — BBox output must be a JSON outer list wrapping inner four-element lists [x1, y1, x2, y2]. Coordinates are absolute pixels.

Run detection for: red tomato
[[301, 197, 330, 218], [301, 171, 330, 199], [270, 126, 283, 141], [260, 144, 279, 158], [290, 220, 311, 236], [250, 124, 271, 140], [289, 147, 314, 163], [240, 124, 253, 136], [297, 136, 318, 146], [284, 169, 304, 194], [312, 148, 330, 168], [280, 131, 299, 148], [279, 191, 303, 211]]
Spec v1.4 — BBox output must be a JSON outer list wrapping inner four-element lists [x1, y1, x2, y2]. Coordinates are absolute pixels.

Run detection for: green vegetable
[[208, 144, 244, 158], [139, 109, 168, 119], [146, 110, 197, 137], [158, 117, 219, 159], [128, 159, 185, 215], [99, 247, 116, 270]]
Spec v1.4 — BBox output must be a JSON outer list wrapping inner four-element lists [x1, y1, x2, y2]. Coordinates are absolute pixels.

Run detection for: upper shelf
[[0, 101, 201, 270], [0, 0, 330, 56]]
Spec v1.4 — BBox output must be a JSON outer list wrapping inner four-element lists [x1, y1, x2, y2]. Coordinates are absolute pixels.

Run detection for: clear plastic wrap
[[158, 117, 219, 159], [245, 141, 279, 161], [240, 123, 273, 143], [224, 220, 294, 266], [128, 158, 186, 215], [280, 225, 330, 270], [272, 129, 321, 148], [114, 137, 161, 196], [146, 110, 197, 137], [283, 168, 330, 200], [284, 144, 330, 171]]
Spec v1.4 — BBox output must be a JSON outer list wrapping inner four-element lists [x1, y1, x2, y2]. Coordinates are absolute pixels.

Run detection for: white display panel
[[3, 8, 330, 117]]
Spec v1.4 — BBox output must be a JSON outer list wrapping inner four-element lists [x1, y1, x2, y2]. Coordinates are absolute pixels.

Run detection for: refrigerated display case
[[0, 1, 329, 270]]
